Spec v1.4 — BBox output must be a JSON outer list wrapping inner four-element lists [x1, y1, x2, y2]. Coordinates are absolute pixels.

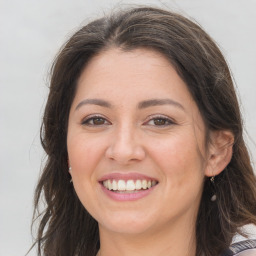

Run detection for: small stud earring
[[68, 167, 72, 182], [211, 194, 217, 202], [210, 176, 217, 202]]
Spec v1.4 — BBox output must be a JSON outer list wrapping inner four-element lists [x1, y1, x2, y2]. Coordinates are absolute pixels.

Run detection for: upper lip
[[98, 172, 158, 182]]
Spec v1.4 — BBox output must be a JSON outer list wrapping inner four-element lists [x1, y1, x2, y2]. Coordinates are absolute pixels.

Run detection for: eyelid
[[81, 114, 111, 126], [80, 113, 176, 126], [143, 114, 176, 126]]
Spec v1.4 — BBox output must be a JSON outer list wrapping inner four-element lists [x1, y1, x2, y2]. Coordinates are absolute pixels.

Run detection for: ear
[[205, 130, 234, 177]]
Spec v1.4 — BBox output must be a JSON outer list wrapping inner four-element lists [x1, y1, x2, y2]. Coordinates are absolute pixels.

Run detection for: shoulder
[[221, 240, 256, 256]]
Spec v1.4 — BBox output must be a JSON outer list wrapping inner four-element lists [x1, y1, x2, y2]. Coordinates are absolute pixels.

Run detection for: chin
[[98, 212, 156, 235]]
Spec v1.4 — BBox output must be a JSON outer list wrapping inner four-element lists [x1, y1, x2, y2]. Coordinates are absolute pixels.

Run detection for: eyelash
[[81, 115, 111, 126], [144, 115, 176, 127], [81, 115, 176, 127]]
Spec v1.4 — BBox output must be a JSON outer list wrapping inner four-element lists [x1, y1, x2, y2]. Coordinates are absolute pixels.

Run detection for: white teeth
[[112, 180, 118, 190], [107, 180, 112, 190], [142, 180, 147, 189], [135, 180, 142, 190], [117, 180, 126, 190], [126, 180, 136, 191], [102, 179, 157, 191]]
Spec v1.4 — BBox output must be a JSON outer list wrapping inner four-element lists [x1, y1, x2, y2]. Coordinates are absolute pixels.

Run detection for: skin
[[67, 48, 233, 256]]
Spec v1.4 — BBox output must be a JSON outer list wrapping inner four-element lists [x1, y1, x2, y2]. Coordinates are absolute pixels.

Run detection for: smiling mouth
[[101, 179, 158, 193]]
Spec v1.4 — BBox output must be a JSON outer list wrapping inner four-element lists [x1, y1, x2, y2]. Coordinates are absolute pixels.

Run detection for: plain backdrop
[[0, 0, 255, 255]]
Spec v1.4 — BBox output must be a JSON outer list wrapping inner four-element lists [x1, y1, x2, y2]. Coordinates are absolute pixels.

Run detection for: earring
[[210, 176, 216, 202], [69, 166, 72, 183]]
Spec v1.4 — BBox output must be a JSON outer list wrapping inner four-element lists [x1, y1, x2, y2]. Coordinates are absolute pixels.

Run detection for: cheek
[[143, 134, 205, 221], [67, 134, 105, 208], [148, 134, 205, 186], [67, 133, 107, 176]]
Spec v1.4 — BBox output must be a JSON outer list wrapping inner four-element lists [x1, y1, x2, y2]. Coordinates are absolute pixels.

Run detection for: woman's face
[[67, 48, 211, 235]]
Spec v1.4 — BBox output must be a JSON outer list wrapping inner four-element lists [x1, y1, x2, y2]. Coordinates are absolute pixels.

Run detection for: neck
[[97, 217, 197, 256]]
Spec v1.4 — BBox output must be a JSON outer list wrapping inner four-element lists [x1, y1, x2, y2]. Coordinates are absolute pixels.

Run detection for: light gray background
[[0, 0, 255, 255]]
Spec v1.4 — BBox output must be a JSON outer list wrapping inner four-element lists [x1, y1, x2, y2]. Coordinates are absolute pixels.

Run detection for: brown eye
[[153, 118, 168, 125], [145, 116, 175, 127], [92, 117, 105, 125], [82, 116, 110, 126]]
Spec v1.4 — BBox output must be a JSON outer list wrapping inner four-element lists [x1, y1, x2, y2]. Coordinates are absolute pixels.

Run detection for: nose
[[105, 125, 146, 165]]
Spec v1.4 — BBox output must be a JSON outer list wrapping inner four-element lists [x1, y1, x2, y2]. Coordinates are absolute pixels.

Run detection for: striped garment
[[221, 240, 256, 256]]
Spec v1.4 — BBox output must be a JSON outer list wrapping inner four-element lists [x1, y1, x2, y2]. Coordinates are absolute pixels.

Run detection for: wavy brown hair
[[31, 7, 256, 256]]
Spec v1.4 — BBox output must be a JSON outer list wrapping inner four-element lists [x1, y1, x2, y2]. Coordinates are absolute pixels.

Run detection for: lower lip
[[100, 183, 157, 201]]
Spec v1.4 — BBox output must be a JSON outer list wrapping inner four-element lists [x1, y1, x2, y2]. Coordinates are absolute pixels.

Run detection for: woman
[[32, 7, 256, 256]]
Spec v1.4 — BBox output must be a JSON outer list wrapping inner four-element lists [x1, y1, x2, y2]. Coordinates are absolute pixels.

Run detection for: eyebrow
[[138, 98, 185, 110], [75, 98, 112, 110], [75, 98, 184, 111]]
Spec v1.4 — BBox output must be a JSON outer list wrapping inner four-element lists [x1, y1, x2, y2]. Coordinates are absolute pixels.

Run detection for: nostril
[[105, 142, 146, 164]]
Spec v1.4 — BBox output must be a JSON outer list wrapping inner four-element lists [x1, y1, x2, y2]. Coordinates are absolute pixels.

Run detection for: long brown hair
[[32, 7, 256, 256]]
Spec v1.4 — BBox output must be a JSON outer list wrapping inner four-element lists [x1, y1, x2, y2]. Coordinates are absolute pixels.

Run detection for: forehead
[[74, 48, 194, 106]]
